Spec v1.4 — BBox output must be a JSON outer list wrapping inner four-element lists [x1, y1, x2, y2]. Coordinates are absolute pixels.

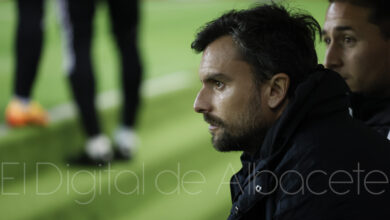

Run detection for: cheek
[[215, 87, 252, 118], [345, 46, 370, 79], [355, 46, 386, 76], [349, 53, 367, 77], [348, 44, 389, 92]]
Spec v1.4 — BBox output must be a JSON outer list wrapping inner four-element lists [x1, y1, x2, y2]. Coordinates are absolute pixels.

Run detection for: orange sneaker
[[5, 99, 48, 127]]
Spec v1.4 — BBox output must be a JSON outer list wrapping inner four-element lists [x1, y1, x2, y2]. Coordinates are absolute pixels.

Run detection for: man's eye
[[323, 37, 331, 45], [215, 81, 224, 89], [343, 36, 356, 45]]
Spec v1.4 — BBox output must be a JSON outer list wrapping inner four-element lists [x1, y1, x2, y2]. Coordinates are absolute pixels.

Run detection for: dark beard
[[204, 114, 268, 153], [212, 123, 268, 153]]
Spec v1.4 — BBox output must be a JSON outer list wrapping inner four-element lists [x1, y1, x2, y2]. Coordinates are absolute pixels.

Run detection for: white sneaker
[[114, 127, 138, 159], [85, 134, 113, 162]]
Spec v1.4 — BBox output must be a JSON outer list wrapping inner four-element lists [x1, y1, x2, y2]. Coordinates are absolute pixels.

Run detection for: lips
[[337, 72, 348, 80], [204, 114, 223, 133], [209, 124, 218, 132]]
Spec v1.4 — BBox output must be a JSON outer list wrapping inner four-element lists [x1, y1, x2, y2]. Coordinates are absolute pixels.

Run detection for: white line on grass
[[0, 71, 193, 138]]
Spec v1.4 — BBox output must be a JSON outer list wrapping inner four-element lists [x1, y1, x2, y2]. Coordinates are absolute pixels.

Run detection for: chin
[[213, 144, 241, 152], [349, 86, 362, 94], [211, 136, 243, 152]]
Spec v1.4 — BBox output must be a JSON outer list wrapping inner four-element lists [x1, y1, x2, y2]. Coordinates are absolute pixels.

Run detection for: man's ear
[[265, 73, 290, 109]]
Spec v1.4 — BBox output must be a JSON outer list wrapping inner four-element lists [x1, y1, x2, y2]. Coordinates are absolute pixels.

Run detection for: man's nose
[[193, 89, 211, 113], [324, 43, 343, 70]]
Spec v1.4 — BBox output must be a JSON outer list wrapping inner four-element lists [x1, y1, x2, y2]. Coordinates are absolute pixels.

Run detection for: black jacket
[[350, 94, 390, 140], [228, 67, 390, 220]]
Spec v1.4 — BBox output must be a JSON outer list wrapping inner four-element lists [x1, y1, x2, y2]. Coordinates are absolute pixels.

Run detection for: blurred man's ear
[[264, 73, 290, 109]]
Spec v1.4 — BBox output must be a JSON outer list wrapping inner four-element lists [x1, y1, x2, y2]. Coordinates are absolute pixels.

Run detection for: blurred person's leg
[[107, 0, 142, 158], [59, 0, 99, 137], [15, 0, 44, 98], [58, 0, 112, 163], [6, 0, 48, 127]]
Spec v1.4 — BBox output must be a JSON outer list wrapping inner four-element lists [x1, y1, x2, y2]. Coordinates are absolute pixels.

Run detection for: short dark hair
[[328, 0, 390, 38], [191, 4, 321, 97]]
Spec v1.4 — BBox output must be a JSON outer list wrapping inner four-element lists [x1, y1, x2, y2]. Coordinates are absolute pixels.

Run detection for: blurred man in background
[[192, 4, 390, 220], [323, 0, 390, 140], [58, 0, 142, 163], [5, 0, 48, 127]]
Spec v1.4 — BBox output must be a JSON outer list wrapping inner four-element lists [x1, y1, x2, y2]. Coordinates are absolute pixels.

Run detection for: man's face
[[323, 2, 390, 96], [193, 35, 268, 153]]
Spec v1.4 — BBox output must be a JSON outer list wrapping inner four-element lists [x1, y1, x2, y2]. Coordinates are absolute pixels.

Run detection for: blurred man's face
[[323, 2, 390, 96], [193, 35, 268, 153]]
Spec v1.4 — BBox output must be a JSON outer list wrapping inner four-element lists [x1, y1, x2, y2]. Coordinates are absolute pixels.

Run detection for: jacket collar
[[349, 93, 390, 127], [233, 66, 350, 198], [247, 66, 350, 164]]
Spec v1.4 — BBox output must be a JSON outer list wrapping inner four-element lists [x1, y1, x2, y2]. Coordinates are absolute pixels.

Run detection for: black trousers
[[59, 0, 142, 136], [14, 0, 45, 98]]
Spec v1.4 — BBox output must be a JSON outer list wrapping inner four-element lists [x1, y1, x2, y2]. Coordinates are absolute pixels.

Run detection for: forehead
[[324, 2, 372, 30], [324, 2, 387, 38], [201, 35, 241, 66], [199, 35, 252, 77], [326, 2, 370, 20]]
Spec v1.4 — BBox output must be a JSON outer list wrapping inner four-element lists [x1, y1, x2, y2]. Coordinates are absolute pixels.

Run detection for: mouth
[[338, 73, 348, 80], [203, 114, 223, 134], [208, 124, 219, 133]]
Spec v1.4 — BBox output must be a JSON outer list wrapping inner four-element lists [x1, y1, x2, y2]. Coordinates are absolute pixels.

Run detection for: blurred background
[[0, 0, 327, 219]]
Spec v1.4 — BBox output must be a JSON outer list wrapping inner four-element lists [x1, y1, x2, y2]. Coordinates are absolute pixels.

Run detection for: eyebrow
[[202, 73, 232, 83], [322, 25, 354, 35]]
